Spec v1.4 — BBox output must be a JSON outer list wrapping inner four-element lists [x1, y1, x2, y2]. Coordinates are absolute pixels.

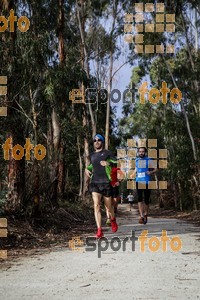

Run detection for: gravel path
[[1, 204, 200, 300]]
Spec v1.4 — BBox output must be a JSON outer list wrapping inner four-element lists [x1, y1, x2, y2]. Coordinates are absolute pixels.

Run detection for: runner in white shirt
[[127, 192, 135, 211]]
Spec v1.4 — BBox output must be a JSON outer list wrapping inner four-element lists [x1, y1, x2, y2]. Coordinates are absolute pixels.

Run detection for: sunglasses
[[93, 139, 102, 142]]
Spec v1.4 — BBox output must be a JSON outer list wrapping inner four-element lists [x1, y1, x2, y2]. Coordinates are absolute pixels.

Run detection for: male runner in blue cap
[[85, 134, 118, 238]]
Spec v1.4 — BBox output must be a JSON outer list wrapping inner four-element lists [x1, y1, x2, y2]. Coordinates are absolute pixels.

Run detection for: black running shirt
[[90, 150, 116, 183]]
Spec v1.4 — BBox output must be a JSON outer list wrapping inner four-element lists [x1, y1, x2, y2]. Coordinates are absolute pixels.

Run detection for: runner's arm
[[146, 159, 158, 175], [85, 164, 92, 177], [147, 169, 157, 175], [87, 164, 93, 171], [117, 169, 126, 181], [129, 169, 136, 179]]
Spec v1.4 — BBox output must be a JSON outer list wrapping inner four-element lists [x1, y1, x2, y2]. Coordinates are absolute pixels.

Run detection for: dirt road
[[1, 204, 200, 300]]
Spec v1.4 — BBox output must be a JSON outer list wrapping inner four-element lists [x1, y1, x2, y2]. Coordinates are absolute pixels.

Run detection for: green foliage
[[0, 0, 199, 215]]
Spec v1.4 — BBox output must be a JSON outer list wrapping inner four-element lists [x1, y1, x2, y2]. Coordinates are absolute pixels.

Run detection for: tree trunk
[[178, 182, 182, 211], [48, 108, 60, 205], [105, 0, 118, 149], [2, 1, 25, 213], [58, 0, 65, 65], [164, 58, 198, 161], [181, 12, 200, 120], [82, 107, 90, 199], [76, 0, 96, 199], [77, 136, 83, 197], [192, 175, 198, 210], [5, 135, 25, 213], [29, 86, 41, 215], [57, 142, 65, 197], [173, 182, 178, 209], [76, 0, 96, 136], [49, 0, 65, 201]]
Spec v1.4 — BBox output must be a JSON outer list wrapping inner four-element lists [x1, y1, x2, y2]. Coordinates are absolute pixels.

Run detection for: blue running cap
[[94, 134, 105, 142]]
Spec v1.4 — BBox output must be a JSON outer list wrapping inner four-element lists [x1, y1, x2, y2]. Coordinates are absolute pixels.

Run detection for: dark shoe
[[144, 215, 148, 225], [111, 217, 118, 233], [139, 217, 144, 224], [96, 228, 104, 238]]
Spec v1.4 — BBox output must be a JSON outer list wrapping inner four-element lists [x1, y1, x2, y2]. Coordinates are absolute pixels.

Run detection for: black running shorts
[[89, 182, 112, 197], [111, 186, 119, 198], [136, 182, 151, 205]]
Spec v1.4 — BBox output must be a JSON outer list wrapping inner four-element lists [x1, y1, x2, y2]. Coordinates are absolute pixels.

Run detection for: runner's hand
[[100, 161, 109, 166], [115, 182, 120, 186], [146, 171, 151, 175], [85, 169, 92, 177]]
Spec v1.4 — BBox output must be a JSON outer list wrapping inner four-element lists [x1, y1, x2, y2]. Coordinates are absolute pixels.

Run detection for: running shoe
[[96, 228, 104, 238], [144, 215, 148, 225], [111, 217, 118, 232], [139, 217, 144, 224], [106, 218, 111, 227]]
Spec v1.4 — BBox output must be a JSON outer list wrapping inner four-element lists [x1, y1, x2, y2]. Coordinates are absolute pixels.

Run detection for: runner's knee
[[94, 203, 101, 212]]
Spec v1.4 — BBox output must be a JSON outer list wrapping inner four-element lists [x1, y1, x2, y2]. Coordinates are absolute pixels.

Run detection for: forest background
[[0, 0, 199, 239]]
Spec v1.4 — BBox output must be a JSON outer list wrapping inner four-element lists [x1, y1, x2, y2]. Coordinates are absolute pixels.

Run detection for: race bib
[[138, 172, 145, 178]]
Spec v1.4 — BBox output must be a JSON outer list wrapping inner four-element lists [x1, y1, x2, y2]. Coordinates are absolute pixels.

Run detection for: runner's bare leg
[[112, 197, 118, 208], [92, 192, 102, 228], [104, 196, 114, 219], [138, 202, 144, 217], [105, 206, 110, 219]]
